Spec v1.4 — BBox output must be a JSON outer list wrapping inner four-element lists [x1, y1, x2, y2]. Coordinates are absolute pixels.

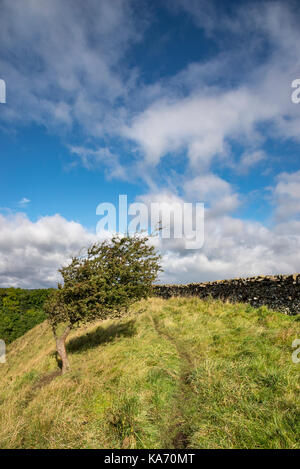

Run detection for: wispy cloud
[[69, 146, 127, 180], [0, 0, 147, 134], [18, 197, 30, 206]]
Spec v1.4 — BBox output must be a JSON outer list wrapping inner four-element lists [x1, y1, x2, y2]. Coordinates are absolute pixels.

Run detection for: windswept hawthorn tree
[[44, 235, 161, 374]]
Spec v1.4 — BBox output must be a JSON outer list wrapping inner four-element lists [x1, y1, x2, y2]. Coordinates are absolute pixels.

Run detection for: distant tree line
[[0, 288, 53, 344]]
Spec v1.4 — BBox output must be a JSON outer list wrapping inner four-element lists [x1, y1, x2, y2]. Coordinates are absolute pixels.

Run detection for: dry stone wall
[[153, 274, 300, 315]]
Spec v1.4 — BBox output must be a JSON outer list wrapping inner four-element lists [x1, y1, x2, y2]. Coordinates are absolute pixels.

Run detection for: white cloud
[[237, 150, 266, 174], [0, 191, 299, 289], [18, 197, 30, 206], [123, 70, 297, 173], [0, 213, 97, 288], [158, 207, 300, 284], [0, 0, 146, 135], [1, 0, 299, 184], [123, 1, 300, 177], [69, 146, 127, 180], [183, 174, 240, 216], [273, 170, 300, 221], [136, 183, 300, 284]]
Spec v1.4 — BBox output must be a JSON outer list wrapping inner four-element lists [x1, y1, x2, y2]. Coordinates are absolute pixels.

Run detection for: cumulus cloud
[[0, 189, 299, 288], [123, 1, 300, 177], [156, 203, 300, 284], [123, 66, 297, 173], [183, 174, 240, 216], [0, 213, 97, 288], [273, 170, 300, 221], [136, 183, 300, 284]]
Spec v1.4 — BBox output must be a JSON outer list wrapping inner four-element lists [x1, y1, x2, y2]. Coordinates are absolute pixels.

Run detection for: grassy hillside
[[0, 297, 299, 449]]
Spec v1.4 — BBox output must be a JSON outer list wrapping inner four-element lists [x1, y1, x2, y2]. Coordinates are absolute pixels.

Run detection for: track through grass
[[0, 297, 299, 449], [151, 314, 195, 448]]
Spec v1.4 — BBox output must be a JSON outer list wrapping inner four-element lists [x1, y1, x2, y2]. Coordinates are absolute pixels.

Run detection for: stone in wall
[[153, 274, 300, 315]]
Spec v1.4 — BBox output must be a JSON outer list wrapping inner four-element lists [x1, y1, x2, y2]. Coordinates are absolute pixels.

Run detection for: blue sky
[[0, 0, 300, 287]]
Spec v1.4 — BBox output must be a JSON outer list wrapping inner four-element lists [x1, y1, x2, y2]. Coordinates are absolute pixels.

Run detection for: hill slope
[[0, 297, 299, 449]]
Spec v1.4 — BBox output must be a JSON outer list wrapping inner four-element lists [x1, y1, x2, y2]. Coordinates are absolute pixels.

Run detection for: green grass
[[0, 297, 299, 449]]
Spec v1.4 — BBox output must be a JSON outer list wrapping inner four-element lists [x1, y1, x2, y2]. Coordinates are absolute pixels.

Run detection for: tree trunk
[[55, 326, 71, 374]]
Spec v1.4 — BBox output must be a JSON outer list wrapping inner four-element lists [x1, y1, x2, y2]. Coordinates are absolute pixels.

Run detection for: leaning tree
[[44, 235, 161, 374]]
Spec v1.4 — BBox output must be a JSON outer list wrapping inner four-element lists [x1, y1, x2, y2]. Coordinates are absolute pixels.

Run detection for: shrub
[[44, 235, 161, 373]]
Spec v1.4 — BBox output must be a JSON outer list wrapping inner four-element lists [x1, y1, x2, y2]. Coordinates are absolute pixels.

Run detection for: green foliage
[[45, 235, 161, 332], [0, 288, 53, 344]]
